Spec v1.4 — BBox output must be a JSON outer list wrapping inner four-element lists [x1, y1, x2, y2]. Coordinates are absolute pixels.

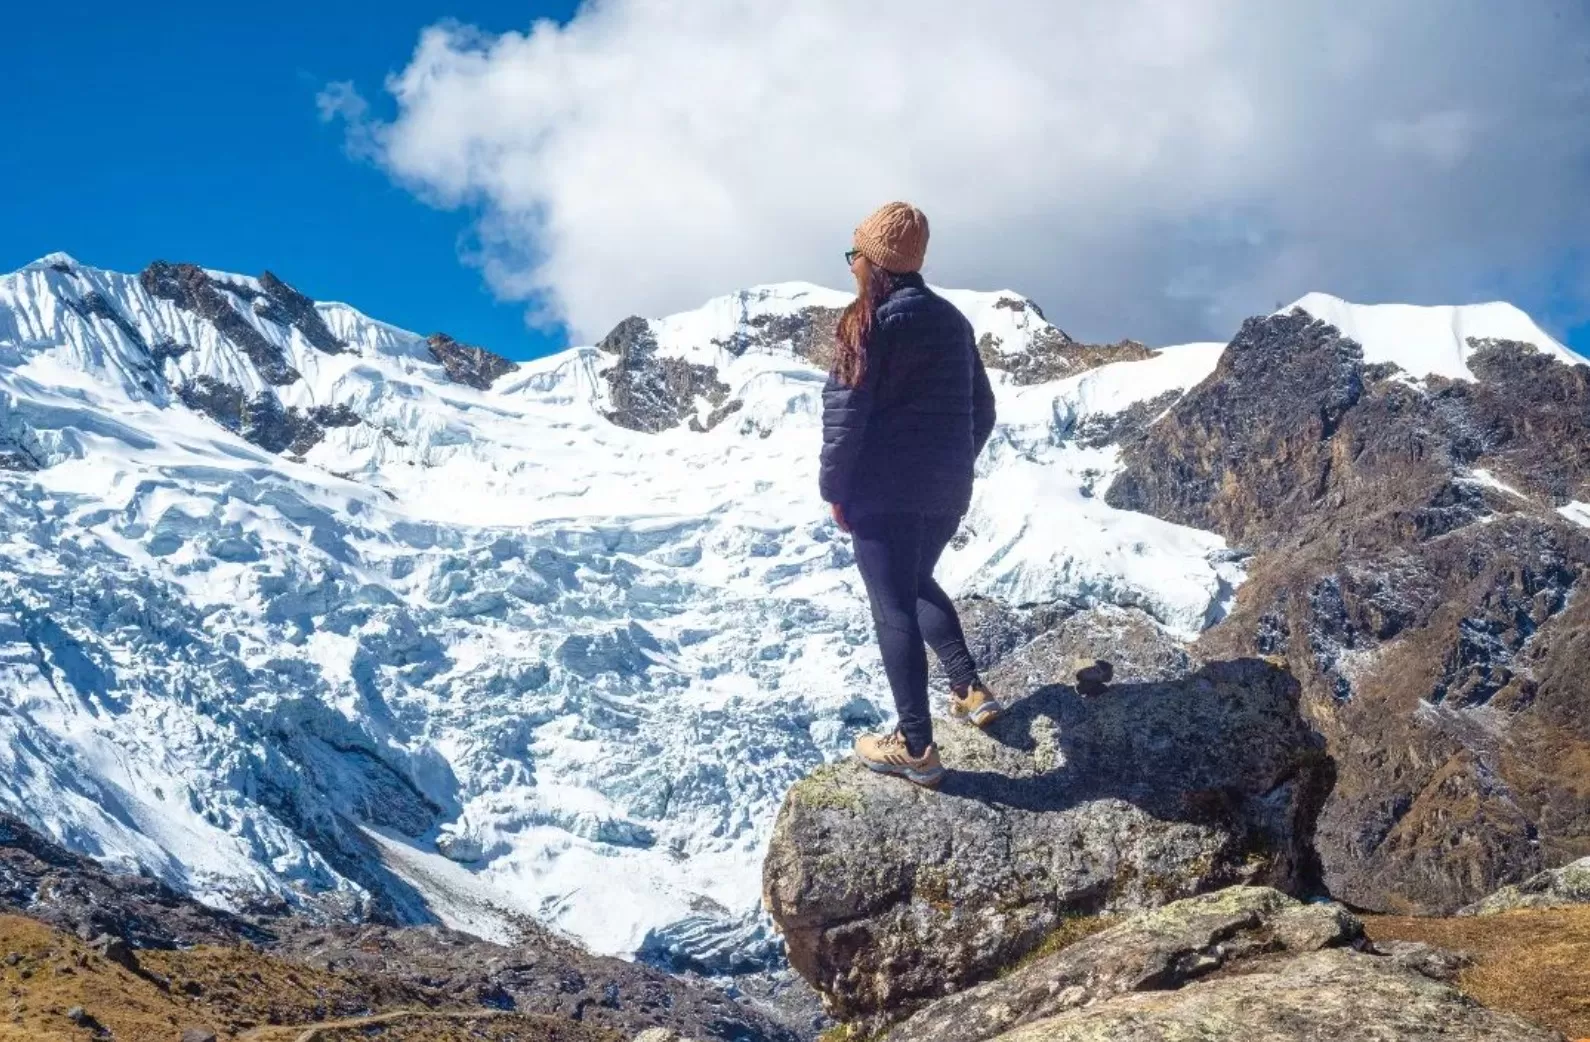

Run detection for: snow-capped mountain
[[0, 252, 1578, 969]]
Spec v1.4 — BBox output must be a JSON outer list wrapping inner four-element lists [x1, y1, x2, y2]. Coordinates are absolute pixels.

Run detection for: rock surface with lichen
[[1461, 856, 1590, 915], [980, 945, 1559, 1042], [884, 886, 1364, 1042]]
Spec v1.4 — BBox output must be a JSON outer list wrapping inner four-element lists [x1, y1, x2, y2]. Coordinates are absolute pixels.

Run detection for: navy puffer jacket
[[819, 273, 997, 519]]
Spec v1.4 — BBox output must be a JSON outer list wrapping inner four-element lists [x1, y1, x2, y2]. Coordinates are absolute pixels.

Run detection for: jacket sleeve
[[972, 346, 997, 457], [818, 331, 885, 506]]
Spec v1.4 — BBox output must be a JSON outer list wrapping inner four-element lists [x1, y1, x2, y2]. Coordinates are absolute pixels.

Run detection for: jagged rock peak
[[425, 332, 520, 390], [258, 271, 348, 355], [1111, 304, 1590, 916], [139, 261, 302, 385], [596, 315, 657, 358], [594, 315, 739, 433]]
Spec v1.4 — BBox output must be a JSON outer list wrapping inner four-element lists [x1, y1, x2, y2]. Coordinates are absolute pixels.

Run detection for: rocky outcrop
[[177, 376, 245, 430], [0, 815, 795, 1042], [63, 289, 150, 353], [0, 392, 47, 471], [980, 333, 1155, 385], [720, 306, 846, 369], [266, 918, 797, 1042], [976, 605, 1196, 693], [242, 393, 363, 456], [259, 270, 349, 354], [140, 261, 302, 385], [762, 658, 1330, 1025], [178, 379, 363, 457], [597, 317, 736, 433], [0, 814, 265, 949], [981, 946, 1558, 1042], [886, 887, 1363, 1042], [1108, 309, 1590, 914], [427, 333, 519, 390], [1106, 309, 1367, 544], [1462, 856, 1590, 915]]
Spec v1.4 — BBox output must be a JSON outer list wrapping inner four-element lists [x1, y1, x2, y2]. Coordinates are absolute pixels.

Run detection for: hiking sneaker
[[949, 681, 1003, 728], [853, 731, 946, 789]]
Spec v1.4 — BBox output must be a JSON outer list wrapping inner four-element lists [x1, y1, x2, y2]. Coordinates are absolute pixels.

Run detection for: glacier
[[0, 252, 1570, 970]]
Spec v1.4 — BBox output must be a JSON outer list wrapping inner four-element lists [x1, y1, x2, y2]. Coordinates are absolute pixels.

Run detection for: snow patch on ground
[[1560, 502, 1590, 529], [1459, 468, 1531, 501]]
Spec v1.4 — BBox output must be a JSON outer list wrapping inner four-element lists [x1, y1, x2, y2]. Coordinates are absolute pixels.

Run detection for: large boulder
[[1462, 856, 1590, 915], [762, 659, 1330, 1025], [983, 947, 1560, 1042]]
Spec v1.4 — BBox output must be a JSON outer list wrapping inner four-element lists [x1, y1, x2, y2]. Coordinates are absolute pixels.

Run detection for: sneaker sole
[[860, 759, 946, 789], [951, 702, 1004, 728]]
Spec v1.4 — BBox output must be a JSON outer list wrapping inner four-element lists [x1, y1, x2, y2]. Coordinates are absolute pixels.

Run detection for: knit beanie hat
[[853, 202, 929, 274]]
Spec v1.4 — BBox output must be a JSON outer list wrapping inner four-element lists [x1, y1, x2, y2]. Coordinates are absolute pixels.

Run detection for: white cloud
[[324, 1, 1590, 345]]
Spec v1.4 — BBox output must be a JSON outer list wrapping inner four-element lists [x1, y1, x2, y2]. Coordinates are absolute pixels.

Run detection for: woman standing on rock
[[820, 201, 1001, 789]]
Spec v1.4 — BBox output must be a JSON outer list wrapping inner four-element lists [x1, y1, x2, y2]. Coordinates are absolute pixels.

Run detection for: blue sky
[[6, 2, 1589, 359], [5, 1, 578, 360]]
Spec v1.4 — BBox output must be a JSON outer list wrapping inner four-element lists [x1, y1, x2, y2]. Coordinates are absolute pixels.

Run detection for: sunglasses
[[845, 249, 862, 266]]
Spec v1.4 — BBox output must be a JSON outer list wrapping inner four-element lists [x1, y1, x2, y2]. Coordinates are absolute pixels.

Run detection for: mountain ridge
[[1, 250, 1586, 972]]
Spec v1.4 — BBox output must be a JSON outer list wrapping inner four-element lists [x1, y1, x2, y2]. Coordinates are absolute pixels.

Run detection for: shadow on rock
[[942, 660, 1333, 828]]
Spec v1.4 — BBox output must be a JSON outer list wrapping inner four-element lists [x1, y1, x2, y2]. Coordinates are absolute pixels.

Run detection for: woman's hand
[[831, 502, 851, 533]]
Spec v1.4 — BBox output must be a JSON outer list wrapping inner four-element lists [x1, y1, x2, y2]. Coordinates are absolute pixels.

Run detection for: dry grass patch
[[0, 914, 615, 1042], [1365, 905, 1590, 1040]]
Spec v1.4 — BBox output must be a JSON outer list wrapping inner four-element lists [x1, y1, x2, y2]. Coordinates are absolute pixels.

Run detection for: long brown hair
[[833, 257, 895, 388]]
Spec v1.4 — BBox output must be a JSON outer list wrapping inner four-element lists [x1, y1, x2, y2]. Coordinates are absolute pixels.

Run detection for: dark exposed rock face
[[597, 317, 736, 433], [259, 270, 348, 355], [886, 887, 1363, 1042], [980, 334, 1156, 386], [0, 397, 46, 471], [178, 376, 245, 430], [1109, 308, 1590, 914], [1072, 389, 1182, 448], [426, 333, 519, 390], [762, 658, 1330, 1026], [179, 378, 362, 457], [710, 306, 847, 370], [150, 339, 192, 367], [140, 261, 302, 385], [63, 290, 149, 352], [0, 815, 795, 1042], [266, 920, 798, 1042], [1106, 310, 1366, 544]]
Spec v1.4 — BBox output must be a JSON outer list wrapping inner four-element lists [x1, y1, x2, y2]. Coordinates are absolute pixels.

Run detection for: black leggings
[[850, 512, 979, 755]]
